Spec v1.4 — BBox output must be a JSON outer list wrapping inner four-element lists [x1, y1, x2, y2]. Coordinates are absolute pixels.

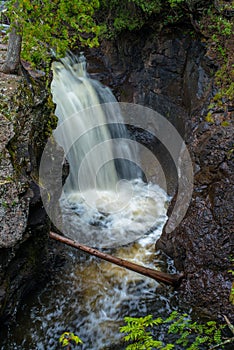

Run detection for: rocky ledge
[[0, 34, 56, 322], [87, 27, 234, 321], [157, 112, 234, 321]]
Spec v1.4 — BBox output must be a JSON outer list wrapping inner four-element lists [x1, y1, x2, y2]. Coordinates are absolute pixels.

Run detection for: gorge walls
[[0, 24, 233, 323], [87, 26, 234, 320]]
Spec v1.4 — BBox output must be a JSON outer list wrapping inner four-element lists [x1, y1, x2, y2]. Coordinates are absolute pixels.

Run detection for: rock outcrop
[[0, 38, 56, 321], [156, 116, 234, 321], [87, 27, 234, 320], [0, 23, 233, 324]]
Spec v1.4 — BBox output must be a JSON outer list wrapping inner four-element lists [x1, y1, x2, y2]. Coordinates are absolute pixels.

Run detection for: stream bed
[[1, 228, 178, 350]]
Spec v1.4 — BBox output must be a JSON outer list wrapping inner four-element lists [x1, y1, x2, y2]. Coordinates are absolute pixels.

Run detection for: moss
[[205, 112, 214, 123], [44, 101, 58, 138], [199, 3, 234, 112], [44, 94, 58, 136], [1, 74, 57, 180]]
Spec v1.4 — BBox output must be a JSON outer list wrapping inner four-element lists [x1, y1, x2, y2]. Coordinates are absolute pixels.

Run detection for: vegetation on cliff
[[1, 1, 233, 115], [0, 0, 102, 73], [1, 1, 232, 73], [99, 0, 233, 107]]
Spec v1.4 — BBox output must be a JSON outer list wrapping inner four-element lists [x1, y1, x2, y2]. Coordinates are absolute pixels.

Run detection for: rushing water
[[1, 56, 177, 349], [51, 54, 139, 193], [49, 54, 170, 248], [1, 240, 177, 349]]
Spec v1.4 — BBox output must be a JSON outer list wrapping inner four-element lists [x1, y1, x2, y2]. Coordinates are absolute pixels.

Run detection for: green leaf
[[73, 335, 83, 344], [62, 339, 69, 346]]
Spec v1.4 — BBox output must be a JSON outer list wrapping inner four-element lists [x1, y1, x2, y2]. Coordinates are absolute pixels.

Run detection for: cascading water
[[0, 56, 175, 350], [51, 55, 169, 248], [51, 54, 139, 192]]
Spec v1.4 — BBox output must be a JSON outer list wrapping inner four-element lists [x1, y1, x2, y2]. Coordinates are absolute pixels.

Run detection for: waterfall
[[50, 55, 168, 248], [4, 58, 171, 350], [51, 54, 139, 193]]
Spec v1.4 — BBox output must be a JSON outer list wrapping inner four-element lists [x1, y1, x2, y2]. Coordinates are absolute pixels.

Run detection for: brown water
[[0, 56, 178, 349], [1, 232, 177, 349]]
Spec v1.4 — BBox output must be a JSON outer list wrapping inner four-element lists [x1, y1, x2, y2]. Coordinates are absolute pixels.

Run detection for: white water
[[42, 55, 172, 349], [1, 235, 176, 350], [60, 179, 168, 247], [51, 54, 139, 193], [51, 55, 169, 247]]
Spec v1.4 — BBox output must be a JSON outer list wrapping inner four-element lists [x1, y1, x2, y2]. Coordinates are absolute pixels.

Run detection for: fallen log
[[49, 231, 184, 287]]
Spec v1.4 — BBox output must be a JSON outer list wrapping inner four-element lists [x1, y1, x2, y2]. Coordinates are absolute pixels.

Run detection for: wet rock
[[0, 45, 57, 321], [157, 124, 234, 321], [87, 29, 212, 135], [87, 27, 233, 320], [86, 29, 213, 197], [0, 105, 30, 248]]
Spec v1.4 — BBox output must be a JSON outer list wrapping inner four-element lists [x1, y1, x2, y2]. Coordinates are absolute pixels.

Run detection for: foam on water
[[60, 178, 169, 248], [10, 224, 171, 350], [16, 55, 172, 349]]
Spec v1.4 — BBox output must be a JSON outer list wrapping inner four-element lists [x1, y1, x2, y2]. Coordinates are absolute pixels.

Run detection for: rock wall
[[87, 28, 213, 128], [156, 116, 234, 321], [0, 42, 56, 321], [0, 24, 233, 323], [87, 27, 234, 320], [0, 78, 30, 248]]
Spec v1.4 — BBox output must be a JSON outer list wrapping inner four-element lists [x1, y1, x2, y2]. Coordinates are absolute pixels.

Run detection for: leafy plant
[[5, 0, 103, 71], [168, 0, 185, 7], [120, 314, 170, 350], [199, 2, 234, 106], [120, 312, 231, 350], [98, 0, 162, 36], [59, 332, 83, 349]]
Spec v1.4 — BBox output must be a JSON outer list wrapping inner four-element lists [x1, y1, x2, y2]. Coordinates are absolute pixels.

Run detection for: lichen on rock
[[0, 35, 57, 321], [0, 105, 30, 248]]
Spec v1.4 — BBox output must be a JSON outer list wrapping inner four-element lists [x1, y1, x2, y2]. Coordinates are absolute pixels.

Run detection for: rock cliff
[[87, 27, 234, 320]]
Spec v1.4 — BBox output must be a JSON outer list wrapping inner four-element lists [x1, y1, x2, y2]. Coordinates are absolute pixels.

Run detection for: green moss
[[227, 146, 234, 160], [205, 112, 214, 123], [43, 94, 58, 138], [0, 100, 15, 121], [221, 121, 229, 127], [200, 2, 234, 111]]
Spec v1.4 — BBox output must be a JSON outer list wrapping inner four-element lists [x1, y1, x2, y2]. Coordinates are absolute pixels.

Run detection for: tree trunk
[[0, 24, 22, 74], [49, 231, 184, 287]]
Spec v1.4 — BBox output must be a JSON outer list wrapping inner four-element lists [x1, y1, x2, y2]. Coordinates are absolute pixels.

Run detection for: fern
[[120, 312, 229, 350]]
